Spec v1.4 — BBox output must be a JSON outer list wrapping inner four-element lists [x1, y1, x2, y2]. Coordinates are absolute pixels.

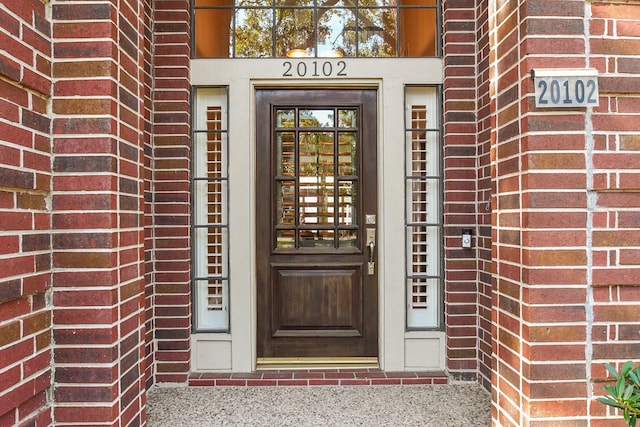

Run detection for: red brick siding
[[0, 0, 53, 426], [475, 0, 493, 392], [152, 0, 192, 384], [142, 0, 155, 392], [491, 0, 640, 426], [51, 0, 149, 423], [589, 1, 640, 426], [3, 1, 637, 426], [442, 0, 481, 381]]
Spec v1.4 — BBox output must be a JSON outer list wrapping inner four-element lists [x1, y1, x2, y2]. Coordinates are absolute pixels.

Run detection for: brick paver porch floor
[[189, 369, 449, 387]]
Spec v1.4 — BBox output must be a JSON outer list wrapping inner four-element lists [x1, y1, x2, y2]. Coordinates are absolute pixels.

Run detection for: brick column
[[491, 0, 640, 425], [442, 0, 481, 381], [475, 0, 493, 391], [0, 1, 53, 425], [51, 0, 149, 424], [491, 0, 590, 424], [152, 0, 192, 383], [141, 0, 155, 391], [490, 0, 526, 423]]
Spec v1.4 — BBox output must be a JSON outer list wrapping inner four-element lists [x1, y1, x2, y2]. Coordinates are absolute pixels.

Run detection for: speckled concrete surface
[[147, 383, 490, 426]]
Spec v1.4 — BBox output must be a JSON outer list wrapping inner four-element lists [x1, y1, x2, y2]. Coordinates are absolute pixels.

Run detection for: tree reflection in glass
[[196, 0, 439, 58]]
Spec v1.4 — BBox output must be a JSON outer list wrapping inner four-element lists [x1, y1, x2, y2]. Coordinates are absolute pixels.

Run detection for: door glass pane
[[318, 133, 335, 175], [299, 177, 317, 224], [338, 229, 357, 248], [277, 109, 295, 127], [338, 181, 356, 225], [319, 181, 335, 224], [277, 180, 296, 225], [338, 109, 357, 128], [300, 176, 335, 225], [277, 230, 295, 248], [338, 132, 356, 176], [277, 132, 295, 176], [300, 229, 334, 247], [300, 110, 335, 127], [299, 132, 317, 176], [299, 131, 335, 174]]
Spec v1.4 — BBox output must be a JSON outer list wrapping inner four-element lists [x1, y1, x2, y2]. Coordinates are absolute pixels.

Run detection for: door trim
[[189, 63, 448, 372], [256, 357, 378, 370], [255, 88, 379, 360]]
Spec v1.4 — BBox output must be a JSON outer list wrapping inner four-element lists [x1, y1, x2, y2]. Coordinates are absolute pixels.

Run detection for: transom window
[[193, 0, 439, 58]]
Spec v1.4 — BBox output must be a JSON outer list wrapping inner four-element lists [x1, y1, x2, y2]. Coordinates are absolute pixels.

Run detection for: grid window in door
[[405, 86, 441, 329], [193, 87, 230, 331], [274, 108, 359, 250]]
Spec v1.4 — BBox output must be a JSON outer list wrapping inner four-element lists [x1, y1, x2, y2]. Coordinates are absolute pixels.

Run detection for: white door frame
[[190, 58, 445, 372]]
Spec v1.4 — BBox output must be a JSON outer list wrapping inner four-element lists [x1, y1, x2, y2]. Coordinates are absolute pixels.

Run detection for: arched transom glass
[[193, 0, 439, 58]]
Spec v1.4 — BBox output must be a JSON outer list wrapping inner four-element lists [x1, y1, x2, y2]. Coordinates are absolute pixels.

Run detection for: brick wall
[[441, 0, 479, 382], [442, 0, 493, 390], [142, 0, 155, 392], [152, 0, 192, 383], [0, 0, 53, 426], [490, 0, 525, 423], [50, 0, 150, 424], [490, 0, 590, 424], [475, 0, 493, 392], [490, 0, 640, 425], [2, 0, 637, 425], [588, 1, 640, 425]]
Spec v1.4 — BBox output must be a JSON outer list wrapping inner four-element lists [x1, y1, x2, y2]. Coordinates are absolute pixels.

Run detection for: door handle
[[366, 228, 375, 275], [366, 228, 376, 253]]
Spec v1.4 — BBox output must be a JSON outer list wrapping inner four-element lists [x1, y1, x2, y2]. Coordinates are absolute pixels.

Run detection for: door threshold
[[257, 357, 379, 370]]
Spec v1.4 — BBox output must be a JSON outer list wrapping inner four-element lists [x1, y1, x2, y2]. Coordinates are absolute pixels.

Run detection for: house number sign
[[532, 68, 599, 108], [282, 60, 348, 78]]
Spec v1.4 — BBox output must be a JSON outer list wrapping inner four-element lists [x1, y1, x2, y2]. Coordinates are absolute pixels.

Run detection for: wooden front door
[[256, 89, 378, 360]]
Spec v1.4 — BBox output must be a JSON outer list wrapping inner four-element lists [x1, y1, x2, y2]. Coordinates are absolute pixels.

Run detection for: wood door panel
[[272, 266, 363, 336]]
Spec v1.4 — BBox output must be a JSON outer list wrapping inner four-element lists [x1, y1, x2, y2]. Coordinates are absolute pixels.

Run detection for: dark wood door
[[256, 89, 378, 359]]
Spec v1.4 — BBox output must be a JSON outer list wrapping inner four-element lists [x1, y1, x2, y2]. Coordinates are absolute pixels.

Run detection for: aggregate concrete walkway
[[147, 383, 491, 426]]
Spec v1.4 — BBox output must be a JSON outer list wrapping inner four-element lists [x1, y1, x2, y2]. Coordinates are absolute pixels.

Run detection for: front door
[[256, 89, 378, 361]]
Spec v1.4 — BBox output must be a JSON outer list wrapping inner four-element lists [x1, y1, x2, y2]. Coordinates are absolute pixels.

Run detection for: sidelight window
[[405, 86, 441, 329], [192, 0, 439, 58], [192, 88, 230, 331]]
